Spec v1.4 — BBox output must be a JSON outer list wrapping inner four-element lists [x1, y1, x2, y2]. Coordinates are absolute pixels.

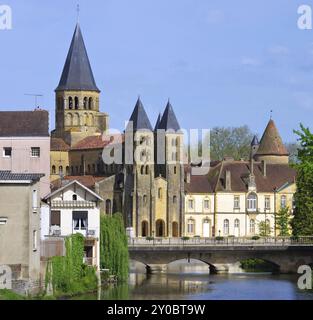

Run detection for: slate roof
[[251, 135, 259, 146], [158, 101, 181, 131], [186, 161, 296, 194], [0, 110, 49, 137], [51, 138, 70, 151], [0, 171, 44, 182], [126, 98, 153, 131], [154, 113, 162, 131], [255, 119, 288, 156], [56, 23, 100, 92]]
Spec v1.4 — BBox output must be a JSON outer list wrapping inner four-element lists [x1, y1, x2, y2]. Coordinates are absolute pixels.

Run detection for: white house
[[41, 180, 103, 269]]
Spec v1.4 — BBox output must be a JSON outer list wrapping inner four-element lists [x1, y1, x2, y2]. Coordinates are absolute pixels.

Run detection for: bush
[[181, 236, 190, 241], [215, 236, 224, 241], [251, 236, 260, 240], [146, 236, 154, 241]]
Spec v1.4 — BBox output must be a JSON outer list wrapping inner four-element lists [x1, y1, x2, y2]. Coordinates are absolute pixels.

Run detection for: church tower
[[52, 23, 109, 146], [156, 101, 184, 237], [124, 98, 155, 237]]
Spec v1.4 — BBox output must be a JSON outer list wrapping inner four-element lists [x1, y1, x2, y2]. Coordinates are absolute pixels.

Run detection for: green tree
[[276, 207, 291, 236], [100, 213, 129, 281], [291, 124, 313, 236], [258, 221, 272, 237]]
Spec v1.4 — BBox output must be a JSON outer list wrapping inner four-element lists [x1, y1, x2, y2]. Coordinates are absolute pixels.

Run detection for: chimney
[[261, 160, 267, 177], [225, 170, 231, 191]]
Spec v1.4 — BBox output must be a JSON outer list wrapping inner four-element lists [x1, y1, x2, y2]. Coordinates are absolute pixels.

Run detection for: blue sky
[[1, 0, 313, 142]]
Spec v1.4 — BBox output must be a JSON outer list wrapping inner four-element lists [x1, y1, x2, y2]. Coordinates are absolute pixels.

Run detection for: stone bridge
[[128, 237, 313, 274]]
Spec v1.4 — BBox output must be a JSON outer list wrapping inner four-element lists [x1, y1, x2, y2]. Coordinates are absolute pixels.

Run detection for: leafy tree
[[100, 213, 129, 281], [285, 142, 300, 164], [258, 221, 272, 237], [276, 207, 291, 236], [291, 124, 313, 236]]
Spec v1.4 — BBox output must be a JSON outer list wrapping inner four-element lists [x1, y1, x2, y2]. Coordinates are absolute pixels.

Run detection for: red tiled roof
[[71, 134, 124, 150], [51, 138, 70, 151], [51, 175, 107, 191]]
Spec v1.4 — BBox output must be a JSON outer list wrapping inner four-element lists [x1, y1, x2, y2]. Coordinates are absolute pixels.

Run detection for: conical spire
[[251, 135, 259, 146], [127, 97, 153, 131], [255, 119, 288, 156], [56, 23, 99, 92], [154, 113, 162, 131], [158, 100, 181, 131]]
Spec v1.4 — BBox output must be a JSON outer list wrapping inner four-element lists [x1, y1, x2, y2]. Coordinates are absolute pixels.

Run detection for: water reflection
[[71, 260, 313, 300]]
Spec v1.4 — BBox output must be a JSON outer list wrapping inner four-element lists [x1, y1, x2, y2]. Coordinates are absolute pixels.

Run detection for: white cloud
[[206, 10, 224, 24], [268, 45, 289, 55], [241, 57, 261, 66]]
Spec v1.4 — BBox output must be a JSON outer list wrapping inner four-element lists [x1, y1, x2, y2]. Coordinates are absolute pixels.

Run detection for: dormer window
[[72, 194, 77, 201]]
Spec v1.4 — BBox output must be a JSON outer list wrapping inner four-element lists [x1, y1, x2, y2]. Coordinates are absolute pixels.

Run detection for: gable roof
[[71, 134, 124, 150], [255, 119, 288, 156], [45, 179, 103, 201], [126, 98, 153, 131], [0, 170, 44, 183], [0, 110, 49, 137], [158, 101, 181, 131], [51, 138, 70, 151], [56, 23, 100, 92]]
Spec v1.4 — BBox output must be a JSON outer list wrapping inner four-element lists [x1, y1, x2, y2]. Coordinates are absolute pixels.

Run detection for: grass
[[0, 289, 25, 300]]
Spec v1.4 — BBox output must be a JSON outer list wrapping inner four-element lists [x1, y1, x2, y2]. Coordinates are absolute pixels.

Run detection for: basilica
[[50, 23, 296, 238]]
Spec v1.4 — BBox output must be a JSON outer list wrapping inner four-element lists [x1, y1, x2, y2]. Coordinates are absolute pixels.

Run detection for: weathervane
[[270, 109, 273, 119]]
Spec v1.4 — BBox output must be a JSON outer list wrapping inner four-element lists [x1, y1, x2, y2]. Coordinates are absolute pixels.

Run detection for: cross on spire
[[76, 4, 80, 22]]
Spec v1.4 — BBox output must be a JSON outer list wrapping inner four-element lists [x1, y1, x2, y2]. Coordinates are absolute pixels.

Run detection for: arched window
[[71, 166, 74, 175], [66, 166, 69, 176], [59, 166, 63, 176], [141, 221, 148, 237], [187, 219, 195, 235], [223, 219, 229, 236], [88, 97, 93, 110], [158, 188, 162, 199], [105, 199, 112, 215], [156, 220, 165, 237], [141, 166, 144, 175], [69, 97, 73, 109], [143, 195, 147, 205], [204, 199, 210, 210], [173, 195, 177, 204], [234, 219, 240, 228], [281, 195, 287, 209], [249, 219, 255, 235], [83, 97, 88, 109], [52, 165, 56, 174], [247, 193, 257, 211], [145, 166, 149, 175], [174, 166, 177, 174], [74, 97, 79, 109]]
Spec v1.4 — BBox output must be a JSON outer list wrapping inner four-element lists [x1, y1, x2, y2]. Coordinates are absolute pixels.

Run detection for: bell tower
[[52, 23, 109, 146]]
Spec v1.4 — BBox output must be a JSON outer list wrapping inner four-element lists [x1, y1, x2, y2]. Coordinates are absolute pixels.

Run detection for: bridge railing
[[128, 236, 313, 246]]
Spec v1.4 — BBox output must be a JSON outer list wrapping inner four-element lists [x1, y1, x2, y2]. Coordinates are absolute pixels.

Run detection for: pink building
[[0, 110, 50, 197]]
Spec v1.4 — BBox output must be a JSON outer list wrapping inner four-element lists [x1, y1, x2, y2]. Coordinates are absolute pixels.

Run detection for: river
[[71, 261, 313, 300]]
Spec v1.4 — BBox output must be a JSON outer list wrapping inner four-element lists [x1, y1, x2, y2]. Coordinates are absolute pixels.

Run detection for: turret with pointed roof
[[154, 113, 162, 131], [127, 97, 153, 132], [158, 100, 181, 132], [56, 23, 99, 92], [254, 119, 289, 164]]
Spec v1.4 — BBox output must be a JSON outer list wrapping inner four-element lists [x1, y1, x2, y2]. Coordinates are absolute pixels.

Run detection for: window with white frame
[[188, 199, 194, 210], [281, 195, 287, 209], [247, 193, 257, 211], [265, 196, 271, 210], [3, 147, 12, 158], [234, 196, 240, 209], [249, 219, 255, 235], [204, 199, 210, 210], [223, 219, 229, 236], [73, 212, 88, 231], [31, 147, 40, 158], [234, 219, 240, 228], [187, 219, 195, 234], [33, 230, 37, 251]]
